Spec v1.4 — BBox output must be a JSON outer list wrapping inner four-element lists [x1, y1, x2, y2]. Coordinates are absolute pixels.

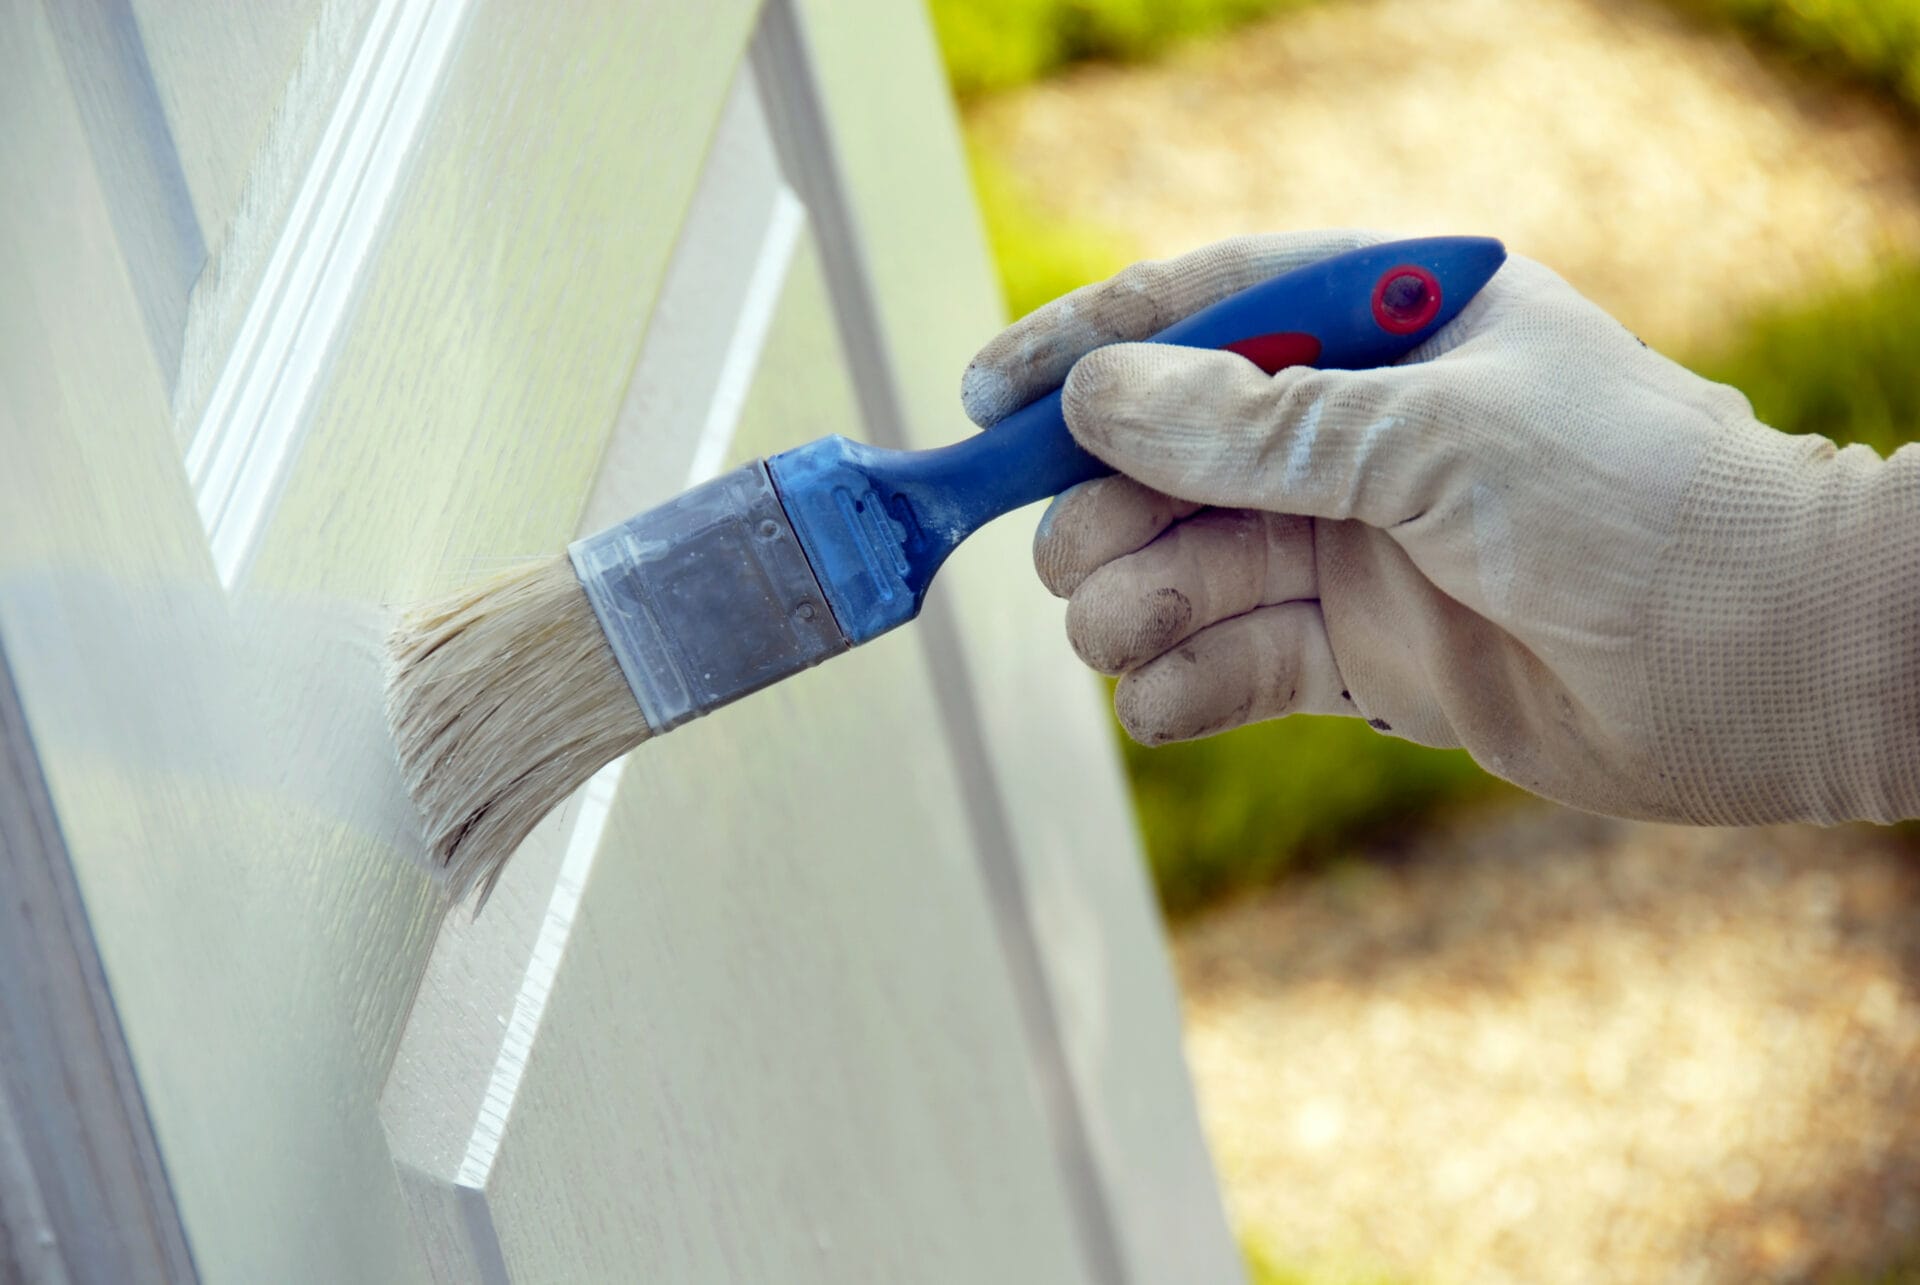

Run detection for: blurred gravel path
[[965, 0, 1920, 352], [1177, 808, 1920, 1283]]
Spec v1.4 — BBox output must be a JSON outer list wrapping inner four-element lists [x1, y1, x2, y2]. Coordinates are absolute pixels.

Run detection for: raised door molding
[[0, 637, 196, 1285]]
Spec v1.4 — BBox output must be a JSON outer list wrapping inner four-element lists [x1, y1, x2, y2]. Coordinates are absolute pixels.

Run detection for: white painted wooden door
[[0, 1, 1241, 1281]]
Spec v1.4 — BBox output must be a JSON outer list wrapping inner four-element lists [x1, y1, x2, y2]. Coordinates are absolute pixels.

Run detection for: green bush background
[[939, 0, 1920, 919], [934, 0, 1920, 108], [1696, 265, 1920, 458], [929, 0, 1318, 96], [1671, 0, 1920, 111]]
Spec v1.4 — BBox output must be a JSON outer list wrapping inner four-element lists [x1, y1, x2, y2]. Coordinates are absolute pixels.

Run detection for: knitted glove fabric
[[963, 231, 1920, 825]]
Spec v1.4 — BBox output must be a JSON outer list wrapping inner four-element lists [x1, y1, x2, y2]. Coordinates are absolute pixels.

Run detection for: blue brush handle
[[769, 235, 1506, 644]]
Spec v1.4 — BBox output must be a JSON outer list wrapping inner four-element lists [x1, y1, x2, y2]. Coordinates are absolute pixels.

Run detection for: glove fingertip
[[1031, 492, 1086, 598], [1059, 348, 1133, 464], [1062, 344, 1264, 471], [960, 360, 1018, 429], [1059, 342, 1146, 427], [1113, 661, 1197, 748]]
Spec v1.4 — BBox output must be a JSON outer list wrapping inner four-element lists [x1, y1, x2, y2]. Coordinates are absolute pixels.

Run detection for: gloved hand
[[963, 231, 1920, 825]]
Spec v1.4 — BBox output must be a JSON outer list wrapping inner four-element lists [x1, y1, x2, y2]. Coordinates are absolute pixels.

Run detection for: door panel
[[128, 0, 339, 239], [0, 0, 1240, 1281], [768, 4, 1245, 1277], [382, 101, 1090, 1276], [237, 0, 763, 595]]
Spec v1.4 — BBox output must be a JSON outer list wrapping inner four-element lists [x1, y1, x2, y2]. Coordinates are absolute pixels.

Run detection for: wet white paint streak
[[185, 0, 473, 588], [1352, 414, 1401, 516], [1281, 396, 1324, 495]]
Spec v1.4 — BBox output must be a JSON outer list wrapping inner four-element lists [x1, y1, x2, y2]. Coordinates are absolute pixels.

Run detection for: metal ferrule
[[567, 462, 849, 734]]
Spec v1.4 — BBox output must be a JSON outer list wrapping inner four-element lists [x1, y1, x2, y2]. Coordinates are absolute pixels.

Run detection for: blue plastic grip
[[768, 235, 1506, 645]]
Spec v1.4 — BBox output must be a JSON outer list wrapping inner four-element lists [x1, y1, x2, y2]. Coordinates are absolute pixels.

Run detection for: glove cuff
[[1643, 426, 1920, 824]]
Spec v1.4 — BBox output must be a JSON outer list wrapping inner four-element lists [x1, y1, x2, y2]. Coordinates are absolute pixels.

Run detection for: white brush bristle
[[385, 557, 649, 907]]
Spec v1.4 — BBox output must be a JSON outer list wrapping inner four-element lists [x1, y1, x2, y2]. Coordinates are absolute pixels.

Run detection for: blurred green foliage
[[1827, 1245, 1920, 1284], [1669, 0, 1920, 111], [1242, 1235, 1408, 1285], [1696, 263, 1920, 458], [968, 147, 1136, 321], [930, 0, 1319, 96], [1129, 716, 1503, 917], [930, 0, 1920, 107]]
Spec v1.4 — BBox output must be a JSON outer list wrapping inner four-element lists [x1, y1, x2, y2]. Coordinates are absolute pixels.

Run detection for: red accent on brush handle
[[1222, 331, 1323, 374]]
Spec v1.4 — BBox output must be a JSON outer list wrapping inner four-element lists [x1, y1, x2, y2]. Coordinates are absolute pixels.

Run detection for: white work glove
[[962, 231, 1920, 826]]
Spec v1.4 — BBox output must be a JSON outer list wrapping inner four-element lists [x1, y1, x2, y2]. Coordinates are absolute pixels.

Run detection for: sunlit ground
[[957, 0, 1920, 1278], [1181, 806, 1920, 1283]]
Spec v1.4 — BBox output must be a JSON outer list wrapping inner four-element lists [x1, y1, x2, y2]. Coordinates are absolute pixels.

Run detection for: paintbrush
[[386, 236, 1506, 904]]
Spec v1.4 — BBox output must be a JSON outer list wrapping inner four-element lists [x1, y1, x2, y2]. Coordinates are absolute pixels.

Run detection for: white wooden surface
[[0, 0, 1241, 1280], [0, 631, 192, 1285], [750, 7, 1245, 1278]]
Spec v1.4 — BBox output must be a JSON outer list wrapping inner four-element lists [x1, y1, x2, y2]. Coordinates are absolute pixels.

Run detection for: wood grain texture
[[186, 0, 478, 586], [2, 0, 753, 1279], [129, 0, 331, 241], [384, 86, 803, 1229], [580, 67, 802, 530], [40, 0, 204, 384], [471, 231, 1089, 1283], [251, 0, 762, 601], [749, 12, 1129, 1279], [771, 1, 1245, 1279], [381, 106, 1095, 1262], [3, 0, 1234, 1278], [171, 0, 381, 441], [0, 636, 193, 1285]]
